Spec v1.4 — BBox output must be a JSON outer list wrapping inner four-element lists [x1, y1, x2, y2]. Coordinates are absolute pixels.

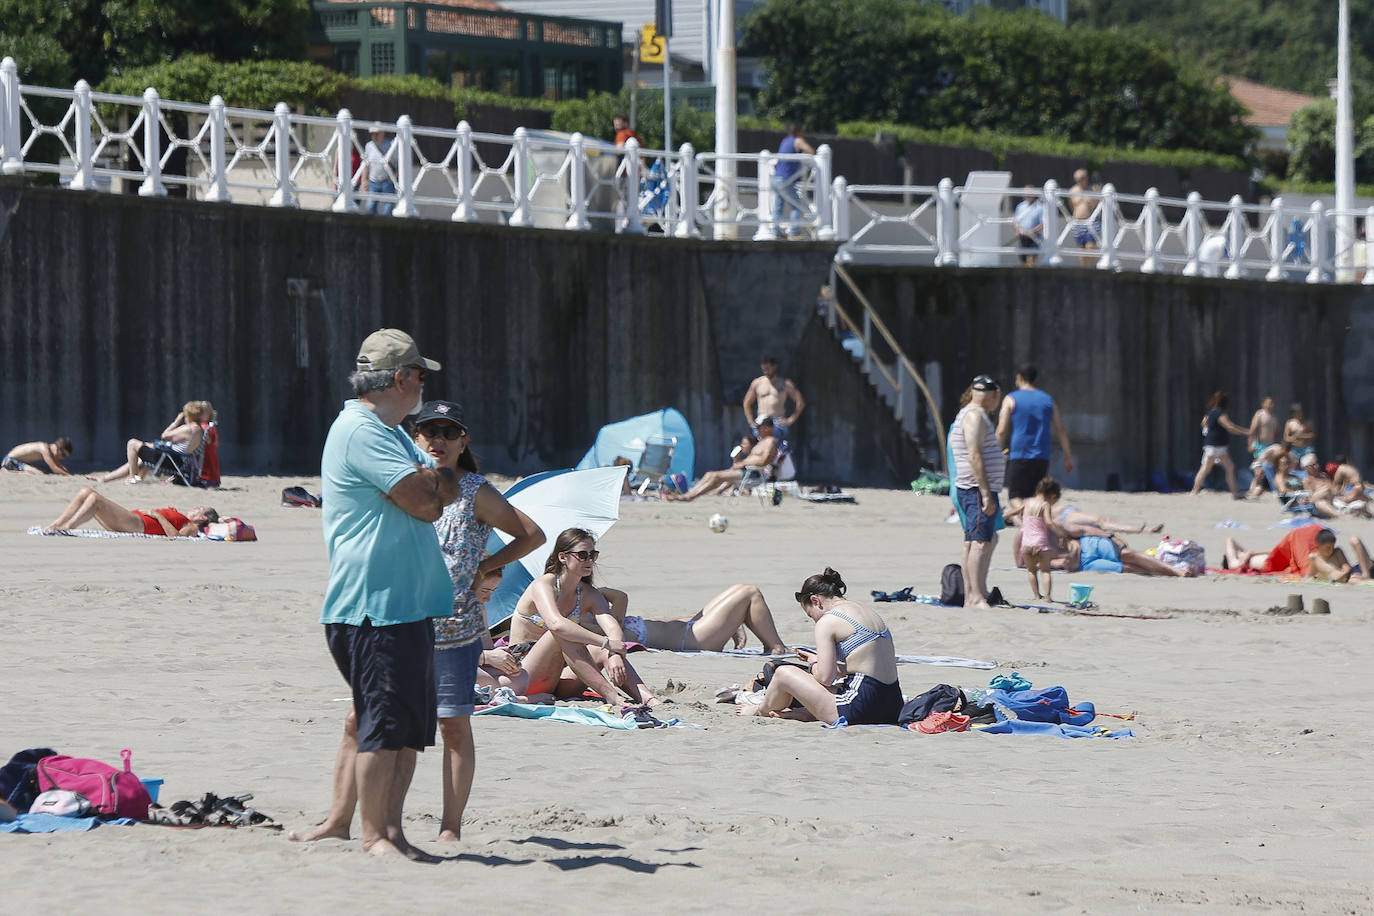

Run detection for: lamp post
[[1335, 0, 1355, 280], [713, 0, 737, 239]]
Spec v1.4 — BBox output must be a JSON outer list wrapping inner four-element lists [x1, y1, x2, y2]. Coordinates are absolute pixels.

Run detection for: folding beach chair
[[147, 436, 206, 487], [633, 435, 676, 495]]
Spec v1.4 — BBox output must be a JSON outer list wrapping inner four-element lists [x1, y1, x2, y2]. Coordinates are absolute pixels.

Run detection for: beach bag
[[1, 747, 58, 812], [281, 485, 322, 508], [35, 749, 151, 820], [1155, 537, 1205, 575], [939, 564, 965, 607], [990, 686, 1095, 726], [897, 684, 965, 726], [205, 518, 257, 542]]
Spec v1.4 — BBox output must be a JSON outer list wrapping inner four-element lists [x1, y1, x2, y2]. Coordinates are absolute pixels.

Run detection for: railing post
[[452, 120, 474, 222], [832, 176, 850, 242], [1265, 196, 1284, 281], [674, 142, 699, 239], [509, 126, 533, 228], [1040, 179, 1062, 267], [754, 148, 775, 241], [392, 115, 414, 218], [1306, 200, 1326, 284], [1095, 182, 1118, 271], [815, 143, 834, 240], [620, 137, 644, 235], [332, 108, 356, 213], [70, 80, 95, 191], [1, 57, 23, 175], [564, 132, 590, 230], [205, 95, 229, 203], [1181, 191, 1202, 276], [936, 178, 957, 266], [138, 88, 165, 197], [1224, 194, 1245, 279], [1139, 187, 1160, 273], [1364, 205, 1374, 285], [268, 102, 295, 208]]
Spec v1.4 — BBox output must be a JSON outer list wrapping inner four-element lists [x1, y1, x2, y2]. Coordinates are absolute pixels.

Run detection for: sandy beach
[[3, 472, 1372, 913]]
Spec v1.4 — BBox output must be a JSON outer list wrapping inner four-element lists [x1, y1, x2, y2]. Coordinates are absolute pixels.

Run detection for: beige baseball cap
[[355, 328, 441, 372]]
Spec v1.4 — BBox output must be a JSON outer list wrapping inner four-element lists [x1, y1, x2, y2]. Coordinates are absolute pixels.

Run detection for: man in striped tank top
[[951, 375, 1006, 608]]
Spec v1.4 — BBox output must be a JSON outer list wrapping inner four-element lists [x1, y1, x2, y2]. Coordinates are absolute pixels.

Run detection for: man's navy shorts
[[326, 618, 436, 752], [957, 487, 999, 542], [1006, 458, 1050, 500]]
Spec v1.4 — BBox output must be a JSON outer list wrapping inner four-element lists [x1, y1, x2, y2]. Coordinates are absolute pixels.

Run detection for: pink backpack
[[36, 749, 151, 820]]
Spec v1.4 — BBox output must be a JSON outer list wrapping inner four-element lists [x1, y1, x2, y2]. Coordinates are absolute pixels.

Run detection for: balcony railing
[[3, 58, 1371, 284]]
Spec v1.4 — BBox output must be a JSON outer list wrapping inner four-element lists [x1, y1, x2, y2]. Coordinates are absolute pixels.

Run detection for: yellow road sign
[[640, 24, 665, 64]]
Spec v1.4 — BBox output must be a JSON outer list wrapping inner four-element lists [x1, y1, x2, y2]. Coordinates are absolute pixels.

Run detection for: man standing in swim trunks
[[1068, 168, 1099, 267], [950, 375, 1005, 608], [1284, 403, 1316, 462], [996, 363, 1073, 509], [743, 355, 806, 460], [293, 328, 458, 861], [1247, 396, 1278, 459]]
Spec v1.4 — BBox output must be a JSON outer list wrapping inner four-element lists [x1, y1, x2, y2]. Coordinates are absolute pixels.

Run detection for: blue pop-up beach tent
[[575, 407, 695, 482]]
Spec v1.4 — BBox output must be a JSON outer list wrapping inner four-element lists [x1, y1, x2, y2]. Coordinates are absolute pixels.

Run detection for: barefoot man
[[1247, 396, 1279, 459], [951, 375, 1005, 608], [291, 329, 458, 861]]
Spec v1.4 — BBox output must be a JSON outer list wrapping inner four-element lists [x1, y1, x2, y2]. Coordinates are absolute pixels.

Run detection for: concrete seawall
[[3, 178, 1371, 490]]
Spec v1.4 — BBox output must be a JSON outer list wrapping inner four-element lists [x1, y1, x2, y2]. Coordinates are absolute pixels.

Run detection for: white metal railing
[[832, 176, 1374, 285], [1, 57, 1370, 284], [0, 58, 833, 240]]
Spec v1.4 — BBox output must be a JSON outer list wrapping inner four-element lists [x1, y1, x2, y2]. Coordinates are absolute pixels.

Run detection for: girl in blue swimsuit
[[738, 567, 902, 725]]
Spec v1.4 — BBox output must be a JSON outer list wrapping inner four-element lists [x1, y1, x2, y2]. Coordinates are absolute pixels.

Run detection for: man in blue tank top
[[995, 364, 1074, 504]]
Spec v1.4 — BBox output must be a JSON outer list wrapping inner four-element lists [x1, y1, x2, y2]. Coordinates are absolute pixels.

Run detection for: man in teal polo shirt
[[291, 328, 458, 862]]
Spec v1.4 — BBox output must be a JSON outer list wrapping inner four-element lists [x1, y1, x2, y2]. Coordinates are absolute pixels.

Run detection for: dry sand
[[3, 473, 1372, 913]]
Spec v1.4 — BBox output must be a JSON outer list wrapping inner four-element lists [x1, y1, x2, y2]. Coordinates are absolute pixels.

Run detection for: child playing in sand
[[1306, 528, 1373, 583], [1019, 477, 1064, 601]]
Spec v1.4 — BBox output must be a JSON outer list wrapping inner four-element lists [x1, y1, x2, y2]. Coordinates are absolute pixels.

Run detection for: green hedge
[[837, 121, 1247, 175]]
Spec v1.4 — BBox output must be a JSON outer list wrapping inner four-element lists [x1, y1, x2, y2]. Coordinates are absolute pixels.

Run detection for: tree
[[1070, 0, 1374, 98], [552, 87, 714, 153], [0, 0, 310, 88], [744, 0, 1253, 156], [1286, 99, 1374, 184]]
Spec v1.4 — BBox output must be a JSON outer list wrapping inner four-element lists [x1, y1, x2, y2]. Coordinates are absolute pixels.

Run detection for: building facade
[[308, 0, 624, 99]]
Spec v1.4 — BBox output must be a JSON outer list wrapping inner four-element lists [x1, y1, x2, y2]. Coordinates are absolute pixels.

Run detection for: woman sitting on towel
[[504, 528, 661, 706], [44, 486, 217, 536], [738, 567, 902, 725], [587, 584, 790, 655]]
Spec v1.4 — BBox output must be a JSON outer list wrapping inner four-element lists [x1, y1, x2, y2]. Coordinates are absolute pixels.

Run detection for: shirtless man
[[1330, 454, 1368, 504], [1247, 396, 1279, 459], [1248, 441, 1293, 498], [1306, 528, 1373, 583], [1300, 457, 1370, 519], [1068, 169, 1100, 267], [669, 418, 779, 502], [1284, 403, 1315, 462], [743, 355, 805, 453], [1049, 523, 1191, 577], [3, 437, 74, 475]]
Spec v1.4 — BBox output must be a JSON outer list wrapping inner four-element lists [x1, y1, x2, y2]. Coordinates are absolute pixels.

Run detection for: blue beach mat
[[1, 814, 139, 834], [473, 703, 636, 729]]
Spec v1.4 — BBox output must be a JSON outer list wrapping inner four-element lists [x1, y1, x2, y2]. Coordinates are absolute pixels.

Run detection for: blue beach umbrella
[[483, 465, 629, 628]]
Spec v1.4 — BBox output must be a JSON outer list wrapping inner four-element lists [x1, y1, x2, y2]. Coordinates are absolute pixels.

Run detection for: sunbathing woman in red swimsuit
[[44, 486, 218, 536]]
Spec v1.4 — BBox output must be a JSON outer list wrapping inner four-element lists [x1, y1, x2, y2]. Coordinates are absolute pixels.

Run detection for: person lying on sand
[[44, 486, 217, 536], [1224, 528, 1372, 583], [502, 528, 661, 706], [4, 437, 74, 475], [1050, 523, 1192, 577], [739, 567, 901, 725], [589, 583, 790, 654]]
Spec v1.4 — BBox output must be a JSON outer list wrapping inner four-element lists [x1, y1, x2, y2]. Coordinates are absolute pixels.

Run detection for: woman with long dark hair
[[505, 528, 660, 706], [738, 568, 901, 725]]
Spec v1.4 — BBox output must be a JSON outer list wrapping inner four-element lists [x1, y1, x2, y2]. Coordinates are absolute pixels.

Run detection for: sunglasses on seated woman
[[417, 423, 465, 440], [564, 549, 599, 561]]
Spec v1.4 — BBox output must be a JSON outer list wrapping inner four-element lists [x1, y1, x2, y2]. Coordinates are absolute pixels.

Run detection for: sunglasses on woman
[[564, 549, 599, 561], [417, 423, 465, 441]]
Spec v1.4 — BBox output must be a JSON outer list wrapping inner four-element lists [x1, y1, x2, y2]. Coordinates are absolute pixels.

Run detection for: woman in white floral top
[[411, 401, 543, 842]]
